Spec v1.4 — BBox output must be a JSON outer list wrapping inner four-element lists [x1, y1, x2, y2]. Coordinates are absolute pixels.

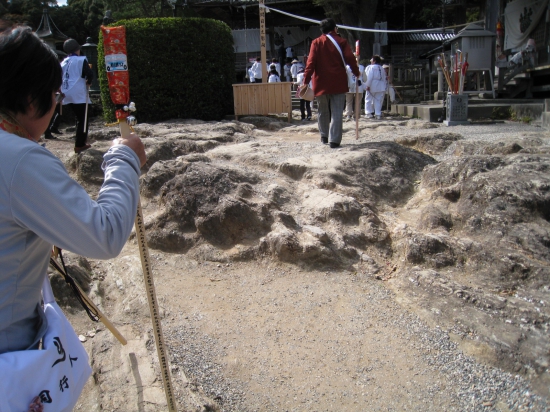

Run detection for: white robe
[[61, 55, 91, 105]]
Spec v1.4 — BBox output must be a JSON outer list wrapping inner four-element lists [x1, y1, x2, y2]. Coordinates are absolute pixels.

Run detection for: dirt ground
[[44, 115, 550, 412]]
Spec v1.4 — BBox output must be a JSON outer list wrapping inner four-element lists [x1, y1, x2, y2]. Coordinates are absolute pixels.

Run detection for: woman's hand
[[28, 396, 43, 412], [112, 133, 147, 168]]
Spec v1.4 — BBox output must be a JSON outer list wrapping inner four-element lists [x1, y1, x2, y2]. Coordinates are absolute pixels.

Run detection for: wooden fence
[[233, 82, 293, 122]]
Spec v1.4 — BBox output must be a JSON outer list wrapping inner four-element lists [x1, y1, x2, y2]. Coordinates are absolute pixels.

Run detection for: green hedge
[[98, 17, 234, 123]]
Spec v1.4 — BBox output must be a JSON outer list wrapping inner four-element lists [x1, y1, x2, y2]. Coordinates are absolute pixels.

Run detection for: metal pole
[[83, 84, 89, 134]]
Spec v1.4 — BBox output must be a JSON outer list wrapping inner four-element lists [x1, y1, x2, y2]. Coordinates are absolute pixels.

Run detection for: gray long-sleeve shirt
[[0, 129, 140, 353]]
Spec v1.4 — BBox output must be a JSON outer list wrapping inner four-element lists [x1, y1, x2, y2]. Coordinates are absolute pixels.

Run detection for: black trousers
[[66, 103, 88, 148], [47, 104, 61, 132], [300, 99, 311, 119]]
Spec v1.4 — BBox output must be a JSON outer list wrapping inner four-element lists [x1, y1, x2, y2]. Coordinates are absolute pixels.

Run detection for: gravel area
[[68, 115, 549, 411], [356, 118, 547, 145], [157, 117, 550, 412], [164, 264, 549, 412]]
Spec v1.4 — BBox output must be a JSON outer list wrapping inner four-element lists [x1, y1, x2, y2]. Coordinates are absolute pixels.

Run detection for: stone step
[[393, 100, 544, 122]]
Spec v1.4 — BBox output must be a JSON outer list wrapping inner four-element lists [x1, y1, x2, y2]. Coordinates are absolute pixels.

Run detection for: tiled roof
[[35, 9, 68, 41], [388, 32, 456, 43]]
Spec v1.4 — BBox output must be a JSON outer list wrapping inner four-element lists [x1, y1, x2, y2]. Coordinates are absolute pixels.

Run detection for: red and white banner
[[101, 25, 130, 118]]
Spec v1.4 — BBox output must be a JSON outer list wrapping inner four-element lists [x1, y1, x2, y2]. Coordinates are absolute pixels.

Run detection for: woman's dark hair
[[320, 18, 336, 34], [371, 55, 381, 64], [0, 20, 62, 118]]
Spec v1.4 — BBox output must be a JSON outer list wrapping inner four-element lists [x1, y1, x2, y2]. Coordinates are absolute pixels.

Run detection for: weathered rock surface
[[50, 116, 549, 409], [395, 131, 462, 155], [390, 134, 550, 386]]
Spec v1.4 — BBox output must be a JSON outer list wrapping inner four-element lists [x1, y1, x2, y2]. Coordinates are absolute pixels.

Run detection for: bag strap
[[326, 34, 346, 68], [49, 247, 100, 322]]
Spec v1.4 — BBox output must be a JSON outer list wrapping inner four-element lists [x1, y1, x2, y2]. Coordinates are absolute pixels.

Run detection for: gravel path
[[69, 115, 549, 412], [157, 118, 550, 412], [162, 260, 549, 412]]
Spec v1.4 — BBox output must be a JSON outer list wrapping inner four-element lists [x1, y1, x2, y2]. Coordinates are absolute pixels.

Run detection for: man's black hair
[[371, 55, 382, 64], [320, 18, 336, 34], [0, 21, 62, 118]]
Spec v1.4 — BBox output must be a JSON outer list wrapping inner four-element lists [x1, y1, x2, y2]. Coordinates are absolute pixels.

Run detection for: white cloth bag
[[0, 275, 92, 412]]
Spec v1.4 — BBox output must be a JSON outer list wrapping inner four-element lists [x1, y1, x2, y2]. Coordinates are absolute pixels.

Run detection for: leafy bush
[[491, 106, 509, 120], [98, 17, 234, 122], [521, 116, 532, 124]]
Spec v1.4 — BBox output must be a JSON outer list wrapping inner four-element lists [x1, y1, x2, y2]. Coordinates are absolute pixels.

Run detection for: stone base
[[443, 120, 470, 126]]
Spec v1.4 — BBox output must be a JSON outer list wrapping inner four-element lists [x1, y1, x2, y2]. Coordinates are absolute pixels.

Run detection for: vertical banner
[[101, 26, 130, 116]]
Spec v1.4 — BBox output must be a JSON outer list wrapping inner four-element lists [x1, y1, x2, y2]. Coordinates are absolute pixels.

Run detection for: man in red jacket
[[302, 18, 360, 148]]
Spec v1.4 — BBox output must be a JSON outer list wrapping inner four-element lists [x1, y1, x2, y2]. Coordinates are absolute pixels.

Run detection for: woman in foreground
[[0, 21, 146, 410]]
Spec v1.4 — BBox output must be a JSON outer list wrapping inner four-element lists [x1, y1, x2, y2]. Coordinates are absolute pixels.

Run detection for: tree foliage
[[99, 17, 235, 122], [0, 0, 88, 40], [313, 0, 377, 61], [312, 0, 486, 61], [49, 5, 88, 42], [1, 0, 53, 28], [106, 0, 162, 20], [382, 0, 485, 31]]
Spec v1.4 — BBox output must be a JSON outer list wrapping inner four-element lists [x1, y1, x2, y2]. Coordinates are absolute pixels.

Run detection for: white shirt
[[268, 73, 281, 82], [365, 63, 387, 93], [346, 65, 356, 93], [291, 62, 304, 78], [284, 64, 292, 77], [251, 61, 263, 79], [0, 130, 140, 353], [357, 64, 365, 92], [61, 55, 91, 104], [296, 72, 312, 88], [267, 63, 281, 76]]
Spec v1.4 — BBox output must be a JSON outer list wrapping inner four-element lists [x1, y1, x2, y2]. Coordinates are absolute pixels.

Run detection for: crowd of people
[[248, 56, 305, 84], [245, 18, 396, 148]]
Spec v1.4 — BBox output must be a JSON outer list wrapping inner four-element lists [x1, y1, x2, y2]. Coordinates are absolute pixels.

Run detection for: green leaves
[[99, 17, 234, 122]]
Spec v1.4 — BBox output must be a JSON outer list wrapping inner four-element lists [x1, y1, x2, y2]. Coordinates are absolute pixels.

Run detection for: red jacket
[[303, 31, 360, 96]]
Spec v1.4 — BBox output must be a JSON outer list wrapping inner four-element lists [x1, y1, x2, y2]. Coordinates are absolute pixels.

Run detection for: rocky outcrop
[[136, 136, 434, 266], [389, 134, 550, 380], [395, 132, 462, 155], [60, 117, 549, 392]]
